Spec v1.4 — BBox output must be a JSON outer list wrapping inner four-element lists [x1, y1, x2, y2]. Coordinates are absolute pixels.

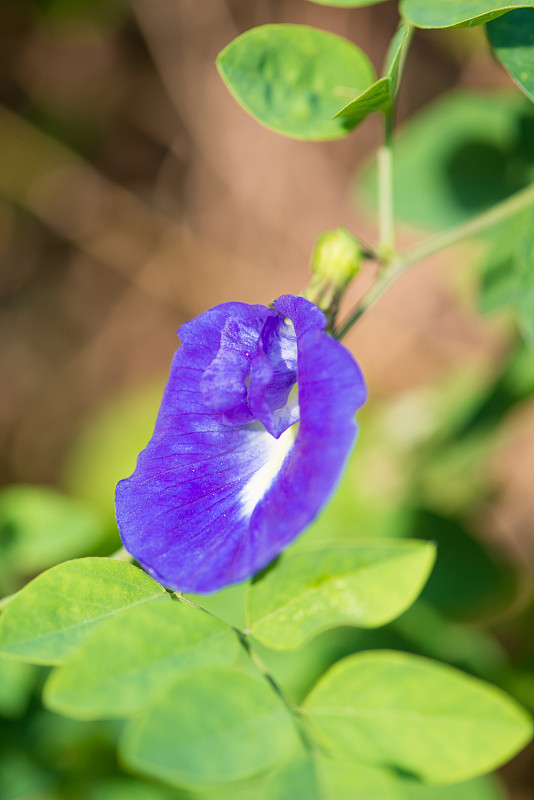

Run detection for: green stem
[[173, 593, 318, 755], [237, 633, 318, 755], [337, 180, 534, 339]]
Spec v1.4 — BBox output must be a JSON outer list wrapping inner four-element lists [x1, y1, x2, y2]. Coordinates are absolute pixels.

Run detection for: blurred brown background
[[0, 0, 516, 490]]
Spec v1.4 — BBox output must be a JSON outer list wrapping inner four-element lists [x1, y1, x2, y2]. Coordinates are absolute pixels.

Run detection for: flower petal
[[115, 296, 366, 593]]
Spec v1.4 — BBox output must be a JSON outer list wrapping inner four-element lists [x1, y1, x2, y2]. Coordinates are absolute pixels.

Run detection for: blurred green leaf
[[216, 24, 375, 140], [44, 597, 238, 719], [397, 776, 505, 799], [358, 91, 534, 229], [121, 669, 300, 786], [86, 779, 177, 800], [408, 510, 516, 620], [400, 0, 534, 29], [0, 558, 165, 665], [0, 485, 106, 577], [0, 657, 36, 718], [488, 9, 534, 102], [247, 540, 436, 651], [62, 381, 164, 522], [303, 650, 533, 783], [264, 758, 505, 800], [264, 758, 402, 800]]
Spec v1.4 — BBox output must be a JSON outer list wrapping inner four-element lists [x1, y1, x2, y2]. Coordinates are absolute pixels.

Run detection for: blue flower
[[115, 295, 366, 594]]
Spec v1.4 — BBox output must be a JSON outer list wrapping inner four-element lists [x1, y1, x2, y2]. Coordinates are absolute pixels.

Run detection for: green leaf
[[264, 759, 402, 800], [0, 558, 166, 665], [400, 0, 534, 29], [358, 91, 534, 229], [333, 25, 410, 125], [0, 657, 36, 718], [0, 485, 105, 574], [303, 650, 533, 784], [383, 23, 411, 88], [216, 24, 375, 140], [398, 775, 505, 799], [488, 9, 534, 102], [247, 540, 436, 651], [121, 668, 300, 786], [333, 78, 392, 125], [44, 598, 238, 719], [264, 759, 504, 800]]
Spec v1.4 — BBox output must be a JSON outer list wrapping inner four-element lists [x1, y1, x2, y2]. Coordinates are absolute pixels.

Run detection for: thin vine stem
[[336, 180, 534, 339], [172, 592, 318, 756]]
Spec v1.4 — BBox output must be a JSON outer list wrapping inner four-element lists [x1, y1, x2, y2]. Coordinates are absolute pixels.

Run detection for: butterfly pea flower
[[115, 294, 366, 594]]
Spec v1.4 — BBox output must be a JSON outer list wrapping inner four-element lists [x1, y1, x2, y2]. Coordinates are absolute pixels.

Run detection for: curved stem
[[337, 180, 534, 339]]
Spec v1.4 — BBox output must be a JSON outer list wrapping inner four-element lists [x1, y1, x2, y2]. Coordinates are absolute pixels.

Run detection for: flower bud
[[303, 226, 363, 328]]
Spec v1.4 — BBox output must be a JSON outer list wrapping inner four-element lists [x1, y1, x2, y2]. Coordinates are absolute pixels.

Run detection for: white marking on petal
[[240, 424, 297, 518]]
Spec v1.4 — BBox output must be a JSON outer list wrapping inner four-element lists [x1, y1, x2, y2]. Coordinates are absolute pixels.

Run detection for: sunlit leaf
[[217, 24, 375, 140], [247, 540, 435, 651], [0, 559, 166, 665], [44, 598, 238, 719], [400, 0, 534, 29], [121, 669, 300, 785], [303, 650, 533, 783], [488, 9, 534, 102]]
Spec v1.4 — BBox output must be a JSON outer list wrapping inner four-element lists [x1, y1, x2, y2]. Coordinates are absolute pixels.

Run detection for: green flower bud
[[303, 226, 363, 329]]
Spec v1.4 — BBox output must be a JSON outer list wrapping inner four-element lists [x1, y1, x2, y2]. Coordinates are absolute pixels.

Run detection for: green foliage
[[264, 758, 505, 800], [0, 657, 36, 719], [121, 669, 300, 786], [303, 650, 533, 783], [334, 25, 410, 124], [0, 485, 106, 593], [0, 559, 166, 664], [216, 25, 375, 140], [488, 9, 534, 102], [247, 540, 436, 650], [44, 598, 238, 719], [400, 0, 534, 29], [359, 91, 534, 229]]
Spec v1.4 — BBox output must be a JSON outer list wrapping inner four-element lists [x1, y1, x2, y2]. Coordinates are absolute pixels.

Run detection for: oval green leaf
[[121, 669, 300, 786], [400, 0, 534, 29], [216, 24, 375, 140], [488, 9, 534, 102], [303, 650, 533, 784], [0, 558, 166, 665], [44, 597, 238, 719], [247, 540, 436, 651]]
